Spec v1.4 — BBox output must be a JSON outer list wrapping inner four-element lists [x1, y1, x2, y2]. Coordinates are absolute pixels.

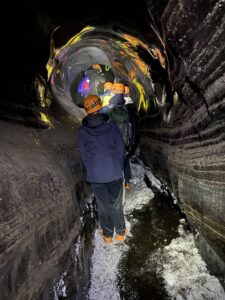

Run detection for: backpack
[[109, 106, 132, 148], [117, 120, 132, 148]]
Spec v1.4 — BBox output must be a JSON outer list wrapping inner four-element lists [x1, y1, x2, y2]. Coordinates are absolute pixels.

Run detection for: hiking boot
[[115, 228, 128, 242], [103, 235, 113, 243], [125, 183, 130, 190]]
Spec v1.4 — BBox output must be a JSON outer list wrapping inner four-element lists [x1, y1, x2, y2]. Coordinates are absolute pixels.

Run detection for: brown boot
[[125, 183, 130, 190], [115, 228, 128, 242], [103, 235, 113, 243]]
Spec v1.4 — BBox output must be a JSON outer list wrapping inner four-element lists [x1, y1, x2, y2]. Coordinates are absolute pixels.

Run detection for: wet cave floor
[[117, 193, 186, 300]]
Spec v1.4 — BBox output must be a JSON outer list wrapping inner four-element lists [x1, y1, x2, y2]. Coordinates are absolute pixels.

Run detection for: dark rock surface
[[0, 120, 95, 300], [141, 0, 225, 287]]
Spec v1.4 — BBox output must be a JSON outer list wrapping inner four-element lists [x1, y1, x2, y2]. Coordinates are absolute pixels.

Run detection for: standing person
[[101, 81, 113, 107], [124, 85, 138, 154], [76, 95, 127, 243], [99, 81, 113, 113], [123, 85, 139, 189], [85, 64, 105, 96], [107, 83, 134, 189], [108, 103, 132, 189], [110, 82, 126, 106], [100, 82, 125, 114]]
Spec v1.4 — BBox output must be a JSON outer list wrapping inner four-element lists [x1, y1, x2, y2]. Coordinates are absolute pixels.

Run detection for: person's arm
[[100, 105, 112, 114]]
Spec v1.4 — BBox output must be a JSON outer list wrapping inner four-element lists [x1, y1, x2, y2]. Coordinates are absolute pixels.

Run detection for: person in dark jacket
[[107, 84, 136, 189], [108, 104, 132, 189], [100, 82, 125, 113], [76, 95, 127, 243]]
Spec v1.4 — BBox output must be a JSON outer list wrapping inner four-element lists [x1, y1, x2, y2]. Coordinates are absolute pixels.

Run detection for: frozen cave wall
[[140, 0, 225, 285], [0, 120, 96, 300]]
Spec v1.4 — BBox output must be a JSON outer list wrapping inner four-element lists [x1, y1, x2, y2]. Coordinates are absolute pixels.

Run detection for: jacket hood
[[82, 113, 112, 136]]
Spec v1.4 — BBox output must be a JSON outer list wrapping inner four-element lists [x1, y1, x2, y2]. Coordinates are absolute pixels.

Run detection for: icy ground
[[88, 158, 225, 300]]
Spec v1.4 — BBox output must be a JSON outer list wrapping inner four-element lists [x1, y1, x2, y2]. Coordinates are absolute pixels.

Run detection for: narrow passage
[[88, 158, 225, 300]]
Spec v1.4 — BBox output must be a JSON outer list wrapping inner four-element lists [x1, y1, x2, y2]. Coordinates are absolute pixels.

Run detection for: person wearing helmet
[[92, 64, 102, 72], [85, 65, 105, 96], [101, 81, 113, 107], [76, 95, 127, 243], [100, 82, 125, 114], [110, 82, 126, 106], [123, 85, 138, 189], [104, 81, 113, 91], [107, 84, 133, 189], [124, 85, 138, 152]]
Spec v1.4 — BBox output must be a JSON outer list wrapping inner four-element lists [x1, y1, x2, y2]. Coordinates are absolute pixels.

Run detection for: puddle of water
[[118, 194, 186, 300]]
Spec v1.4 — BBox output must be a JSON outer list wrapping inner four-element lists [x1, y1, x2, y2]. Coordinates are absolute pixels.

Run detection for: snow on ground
[[88, 159, 154, 300], [131, 156, 164, 192], [124, 179, 154, 215], [88, 232, 128, 300], [88, 159, 225, 300], [53, 271, 67, 300], [160, 220, 225, 300]]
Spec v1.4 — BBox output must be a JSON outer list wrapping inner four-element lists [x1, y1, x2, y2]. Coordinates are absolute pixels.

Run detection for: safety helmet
[[111, 83, 125, 94], [83, 95, 102, 114], [124, 86, 130, 95], [104, 82, 113, 91], [92, 64, 101, 71]]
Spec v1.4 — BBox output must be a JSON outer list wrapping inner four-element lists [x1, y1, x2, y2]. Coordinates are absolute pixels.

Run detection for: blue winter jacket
[[76, 113, 125, 183]]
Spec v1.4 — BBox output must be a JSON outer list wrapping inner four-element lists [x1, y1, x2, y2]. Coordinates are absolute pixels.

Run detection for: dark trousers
[[91, 178, 126, 237]]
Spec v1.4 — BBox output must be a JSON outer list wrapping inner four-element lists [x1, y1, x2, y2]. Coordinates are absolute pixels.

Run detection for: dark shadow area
[[118, 193, 189, 299]]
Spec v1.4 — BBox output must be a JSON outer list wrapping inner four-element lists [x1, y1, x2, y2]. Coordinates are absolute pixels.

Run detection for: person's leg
[[90, 183, 114, 237], [107, 178, 126, 235]]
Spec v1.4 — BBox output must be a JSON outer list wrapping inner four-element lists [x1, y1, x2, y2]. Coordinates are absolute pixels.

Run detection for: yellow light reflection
[[173, 91, 179, 106], [40, 112, 53, 127], [133, 78, 149, 111], [46, 26, 95, 80], [122, 34, 149, 52], [150, 47, 166, 68]]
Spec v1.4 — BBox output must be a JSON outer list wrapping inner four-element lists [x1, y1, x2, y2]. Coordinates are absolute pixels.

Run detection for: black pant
[[91, 178, 126, 237]]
